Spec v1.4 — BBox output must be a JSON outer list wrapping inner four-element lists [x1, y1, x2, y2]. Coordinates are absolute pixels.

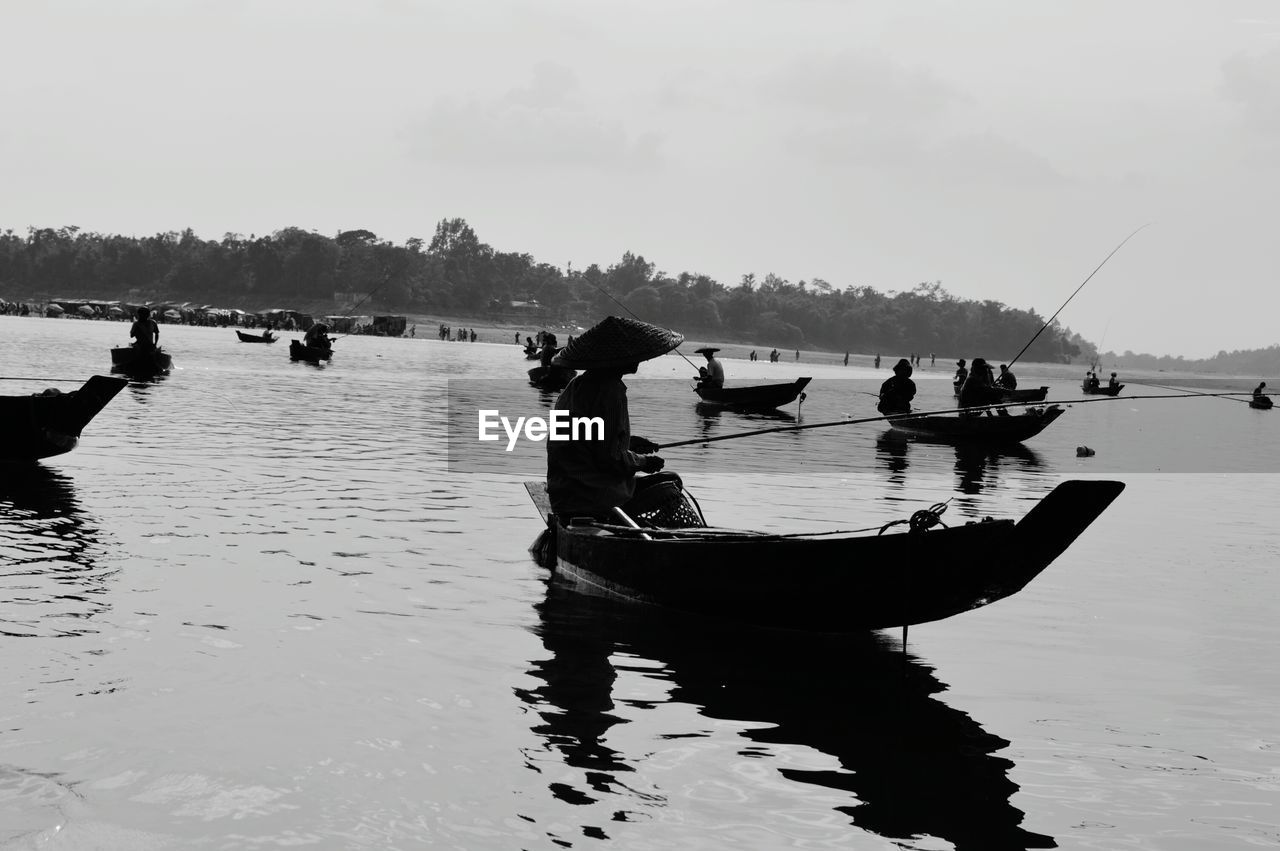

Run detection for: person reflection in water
[[517, 584, 1056, 849]]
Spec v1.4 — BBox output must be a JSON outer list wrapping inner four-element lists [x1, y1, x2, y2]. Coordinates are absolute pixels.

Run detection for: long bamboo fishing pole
[[1007, 224, 1151, 370], [654, 390, 1245, 450], [587, 283, 703, 372]]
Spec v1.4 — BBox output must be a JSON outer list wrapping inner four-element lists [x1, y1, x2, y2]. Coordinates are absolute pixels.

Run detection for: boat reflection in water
[[875, 430, 912, 486], [516, 581, 1055, 850], [0, 467, 111, 638], [953, 443, 1044, 513]]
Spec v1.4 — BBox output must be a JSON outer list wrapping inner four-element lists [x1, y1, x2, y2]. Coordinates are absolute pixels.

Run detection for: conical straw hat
[[552, 316, 683, 369]]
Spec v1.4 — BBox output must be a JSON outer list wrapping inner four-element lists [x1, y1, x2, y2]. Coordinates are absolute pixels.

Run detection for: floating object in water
[[1076, 446, 1095, 457]]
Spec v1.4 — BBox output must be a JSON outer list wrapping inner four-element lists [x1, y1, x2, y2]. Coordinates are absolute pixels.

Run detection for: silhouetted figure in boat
[[1087, 372, 1101, 391], [960, 357, 1006, 413], [130, 307, 159, 351], [1254, 381, 1267, 399], [877, 358, 916, 415], [303, 322, 333, 352], [546, 316, 678, 522], [695, 347, 724, 391], [1108, 372, 1121, 390], [996, 364, 1017, 390]]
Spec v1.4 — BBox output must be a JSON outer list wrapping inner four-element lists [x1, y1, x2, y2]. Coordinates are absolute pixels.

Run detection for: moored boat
[[1, 376, 129, 463], [524, 478, 1124, 632], [236, 330, 277, 343], [528, 364, 577, 390], [110, 346, 173, 376], [1250, 395, 1273, 410], [889, 405, 1065, 444], [695, 377, 811, 411], [290, 340, 333, 362]]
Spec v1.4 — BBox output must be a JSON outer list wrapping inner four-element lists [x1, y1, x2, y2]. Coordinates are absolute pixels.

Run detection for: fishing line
[[1007, 223, 1151, 370]]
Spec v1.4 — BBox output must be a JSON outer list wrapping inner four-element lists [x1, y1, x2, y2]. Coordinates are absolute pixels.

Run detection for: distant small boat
[[1250, 396, 1273, 410], [290, 340, 332, 362], [110, 346, 172, 377], [236, 330, 277, 344], [695, 377, 811, 412], [889, 405, 1066, 444], [1, 375, 128, 463], [1082, 380, 1123, 396], [528, 365, 576, 390]]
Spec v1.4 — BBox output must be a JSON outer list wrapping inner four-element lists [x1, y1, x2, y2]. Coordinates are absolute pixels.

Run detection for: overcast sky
[[2, 0, 1277, 357]]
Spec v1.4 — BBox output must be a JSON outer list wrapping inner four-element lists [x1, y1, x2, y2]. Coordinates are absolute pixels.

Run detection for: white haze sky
[[2, 0, 1278, 358]]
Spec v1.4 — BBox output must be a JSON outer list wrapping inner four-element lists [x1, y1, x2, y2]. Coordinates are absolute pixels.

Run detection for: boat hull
[[526, 479, 1124, 632], [1250, 396, 1273, 410], [290, 340, 333, 362], [1082, 382, 1123, 396], [0, 376, 129, 463], [954, 384, 1049, 403], [236, 331, 277, 343], [528, 365, 576, 390], [889, 405, 1065, 444], [695, 377, 812, 411], [110, 347, 172, 376]]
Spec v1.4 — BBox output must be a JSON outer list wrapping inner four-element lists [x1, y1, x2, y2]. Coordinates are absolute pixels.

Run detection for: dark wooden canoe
[[110, 346, 173, 376], [1250, 395, 1273, 410], [0, 376, 128, 463], [528, 365, 577, 390], [236, 330, 277, 343], [953, 384, 1048, 403], [524, 478, 1124, 632], [889, 405, 1066, 444], [290, 340, 333, 362], [695, 377, 811, 411], [1082, 381, 1123, 396]]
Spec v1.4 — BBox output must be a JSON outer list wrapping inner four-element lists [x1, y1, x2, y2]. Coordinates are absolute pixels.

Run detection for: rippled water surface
[[2, 316, 1279, 849]]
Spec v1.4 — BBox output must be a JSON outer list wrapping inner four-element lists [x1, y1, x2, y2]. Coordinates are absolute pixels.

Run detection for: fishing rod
[[1132, 380, 1255, 405], [1007, 224, 1151, 370], [654, 390, 1245, 450], [0, 375, 92, 382], [587, 283, 703, 372]]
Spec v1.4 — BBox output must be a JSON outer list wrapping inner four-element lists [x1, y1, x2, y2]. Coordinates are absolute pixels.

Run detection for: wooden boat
[[889, 405, 1065, 444], [528, 365, 577, 390], [236, 330, 277, 343], [0, 375, 128, 463], [110, 346, 172, 376], [695, 377, 811, 411], [524, 478, 1124, 632], [1250, 395, 1273, 410], [953, 383, 1048, 403], [1082, 380, 1123, 396], [290, 340, 333, 362]]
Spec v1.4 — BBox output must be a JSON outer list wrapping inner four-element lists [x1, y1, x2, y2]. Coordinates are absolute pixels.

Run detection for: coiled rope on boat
[[878, 499, 951, 536]]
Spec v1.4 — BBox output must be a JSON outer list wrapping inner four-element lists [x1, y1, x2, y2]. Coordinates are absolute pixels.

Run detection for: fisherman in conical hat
[[693, 347, 724, 391], [547, 316, 681, 521]]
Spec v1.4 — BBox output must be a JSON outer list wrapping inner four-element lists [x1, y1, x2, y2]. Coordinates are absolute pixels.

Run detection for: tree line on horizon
[[1, 219, 1214, 367]]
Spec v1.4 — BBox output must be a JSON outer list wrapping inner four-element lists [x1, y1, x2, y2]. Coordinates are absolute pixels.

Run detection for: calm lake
[[2, 315, 1278, 849]]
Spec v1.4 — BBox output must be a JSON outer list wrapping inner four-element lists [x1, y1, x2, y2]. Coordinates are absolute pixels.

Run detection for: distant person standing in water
[[843, 352, 849, 366], [930, 353, 935, 366], [794, 349, 800, 362], [130, 307, 159, 350], [874, 354, 881, 369]]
